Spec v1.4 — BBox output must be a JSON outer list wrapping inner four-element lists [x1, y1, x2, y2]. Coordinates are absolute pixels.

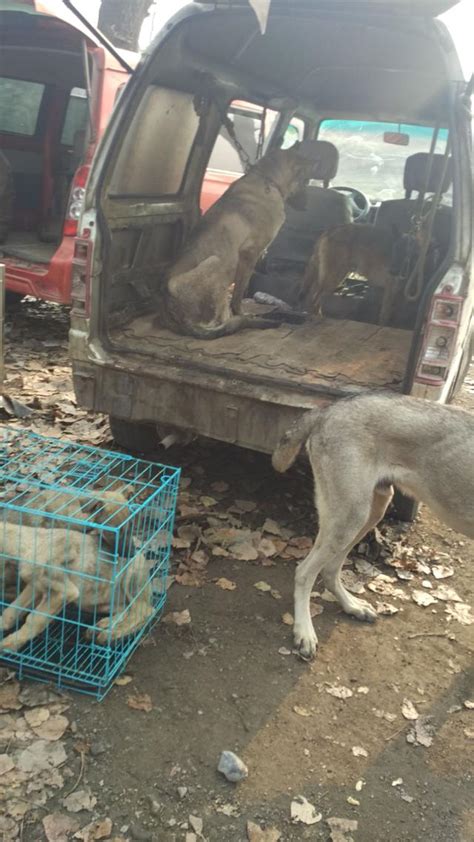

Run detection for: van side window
[[0, 78, 45, 136], [108, 87, 200, 196], [61, 88, 88, 147], [207, 102, 279, 175]]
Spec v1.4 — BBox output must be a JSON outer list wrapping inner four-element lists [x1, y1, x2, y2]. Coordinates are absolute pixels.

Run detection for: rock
[[130, 824, 153, 841], [90, 740, 107, 757], [217, 750, 248, 782], [177, 787, 188, 799]]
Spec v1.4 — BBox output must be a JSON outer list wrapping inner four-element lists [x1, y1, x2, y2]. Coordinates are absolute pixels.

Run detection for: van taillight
[[416, 293, 463, 384], [64, 165, 90, 237], [71, 237, 92, 316]]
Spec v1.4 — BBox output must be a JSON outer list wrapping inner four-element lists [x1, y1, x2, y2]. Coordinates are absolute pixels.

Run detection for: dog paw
[[293, 623, 318, 659], [346, 598, 377, 624]]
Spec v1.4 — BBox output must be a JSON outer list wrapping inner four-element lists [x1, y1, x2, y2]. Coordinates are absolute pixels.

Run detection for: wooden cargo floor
[[114, 313, 413, 391]]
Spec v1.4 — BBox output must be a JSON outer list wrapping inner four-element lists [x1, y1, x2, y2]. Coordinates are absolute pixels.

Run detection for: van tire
[[392, 489, 419, 522], [109, 416, 158, 455]]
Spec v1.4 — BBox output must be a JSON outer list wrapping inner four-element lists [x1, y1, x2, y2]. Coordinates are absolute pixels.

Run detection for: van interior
[[96, 5, 458, 398], [0, 11, 89, 263]]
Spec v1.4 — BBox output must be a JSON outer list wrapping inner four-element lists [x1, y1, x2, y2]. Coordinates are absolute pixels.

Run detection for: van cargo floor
[[114, 313, 412, 392], [0, 232, 56, 265]]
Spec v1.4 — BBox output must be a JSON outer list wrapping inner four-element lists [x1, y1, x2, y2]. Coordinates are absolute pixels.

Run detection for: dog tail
[[272, 404, 331, 472], [184, 313, 282, 339]]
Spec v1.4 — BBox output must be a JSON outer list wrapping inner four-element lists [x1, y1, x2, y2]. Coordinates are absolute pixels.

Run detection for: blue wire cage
[[0, 427, 180, 699]]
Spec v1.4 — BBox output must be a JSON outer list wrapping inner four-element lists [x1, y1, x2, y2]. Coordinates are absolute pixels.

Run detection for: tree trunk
[[98, 0, 153, 52]]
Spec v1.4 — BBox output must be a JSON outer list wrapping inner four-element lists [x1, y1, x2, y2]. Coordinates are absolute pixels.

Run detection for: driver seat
[[263, 140, 352, 271]]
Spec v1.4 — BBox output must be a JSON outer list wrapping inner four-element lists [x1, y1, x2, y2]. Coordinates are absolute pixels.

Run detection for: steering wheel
[[332, 186, 371, 222]]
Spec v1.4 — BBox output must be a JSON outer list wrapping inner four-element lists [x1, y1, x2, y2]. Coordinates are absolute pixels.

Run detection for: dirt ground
[[1, 301, 473, 842]]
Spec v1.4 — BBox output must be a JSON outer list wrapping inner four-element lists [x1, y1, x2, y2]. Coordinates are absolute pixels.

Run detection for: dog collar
[[261, 174, 286, 201]]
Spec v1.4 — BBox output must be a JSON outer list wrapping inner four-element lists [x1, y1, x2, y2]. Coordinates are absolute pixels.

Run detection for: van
[[0, 0, 134, 304], [70, 0, 473, 514]]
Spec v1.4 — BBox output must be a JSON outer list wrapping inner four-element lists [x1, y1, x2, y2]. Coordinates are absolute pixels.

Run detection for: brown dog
[[298, 223, 403, 325], [153, 142, 321, 339]]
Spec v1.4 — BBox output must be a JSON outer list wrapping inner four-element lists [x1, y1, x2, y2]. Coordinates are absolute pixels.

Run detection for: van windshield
[[318, 120, 450, 203]]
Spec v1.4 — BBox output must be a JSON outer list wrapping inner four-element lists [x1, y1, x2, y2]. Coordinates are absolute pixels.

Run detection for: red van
[[0, 0, 135, 304]]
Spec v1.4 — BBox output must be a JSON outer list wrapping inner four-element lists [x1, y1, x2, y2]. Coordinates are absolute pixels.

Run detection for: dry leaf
[[211, 481, 229, 493], [445, 603, 473, 625], [215, 577, 237, 590], [431, 564, 454, 579], [402, 699, 419, 721], [262, 518, 281, 535], [310, 603, 324, 617], [293, 705, 312, 717], [258, 538, 277, 558], [376, 602, 399, 615], [114, 675, 133, 686], [254, 581, 272, 593], [246, 820, 281, 841], [326, 685, 353, 700], [0, 753, 15, 776], [352, 746, 368, 757], [211, 546, 230, 557], [327, 816, 358, 840], [31, 714, 68, 741], [126, 693, 153, 713], [200, 495, 217, 508], [281, 612, 294, 626], [432, 584, 461, 602], [15, 739, 67, 773], [270, 589, 282, 600], [464, 700, 474, 710], [43, 814, 81, 842], [406, 716, 434, 747], [0, 680, 22, 711], [234, 499, 257, 512], [230, 541, 259, 561], [24, 707, 50, 729], [278, 647, 292, 655], [412, 590, 437, 607], [63, 789, 97, 813], [290, 795, 322, 825], [162, 609, 191, 626], [74, 817, 113, 841]]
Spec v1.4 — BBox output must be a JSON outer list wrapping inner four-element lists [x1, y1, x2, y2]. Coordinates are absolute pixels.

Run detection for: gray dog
[[272, 393, 474, 658]]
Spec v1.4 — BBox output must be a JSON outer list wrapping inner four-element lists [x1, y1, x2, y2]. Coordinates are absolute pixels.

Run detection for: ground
[[0, 301, 473, 842]]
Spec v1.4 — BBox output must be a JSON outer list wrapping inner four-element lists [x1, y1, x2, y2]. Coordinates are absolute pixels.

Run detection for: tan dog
[[273, 393, 474, 659], [0, 490, 154, 651], [298, 223, 403, 325], [153, 141, 321, 339]]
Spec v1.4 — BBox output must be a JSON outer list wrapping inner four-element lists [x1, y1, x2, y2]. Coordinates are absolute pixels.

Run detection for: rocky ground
[[0, 300, 473, 842]]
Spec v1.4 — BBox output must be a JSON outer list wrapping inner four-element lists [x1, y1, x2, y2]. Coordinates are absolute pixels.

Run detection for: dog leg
[[231, 247, 258, 315], [0, 582, 79, 652], [0, 582, 36, 632], [93, 595, 155, 645], [322, 486, 394, 618], [293, 532, 327, 658]]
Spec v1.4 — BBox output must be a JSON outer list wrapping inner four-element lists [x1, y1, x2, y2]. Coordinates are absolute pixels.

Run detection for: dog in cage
[[0, 488, 155, 652]]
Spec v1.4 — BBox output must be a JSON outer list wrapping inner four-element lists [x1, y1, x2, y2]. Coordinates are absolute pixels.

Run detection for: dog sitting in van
[[298, 222, 406, 325], [153, 141, 321, 339]]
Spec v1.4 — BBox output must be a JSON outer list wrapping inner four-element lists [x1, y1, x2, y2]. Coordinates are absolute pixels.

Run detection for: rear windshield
[[318, 119, 449, 202], [0, 77, 45, 136]]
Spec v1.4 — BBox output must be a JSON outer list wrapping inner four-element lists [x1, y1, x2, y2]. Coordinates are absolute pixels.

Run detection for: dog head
[[255, 141, 320, 208]]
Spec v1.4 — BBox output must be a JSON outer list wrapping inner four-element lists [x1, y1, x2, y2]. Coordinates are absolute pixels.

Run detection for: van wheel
[[109, 417, 158, 455], [392, 489, 419, 522]]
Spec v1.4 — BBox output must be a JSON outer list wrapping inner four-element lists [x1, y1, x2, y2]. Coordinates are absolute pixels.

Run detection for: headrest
[[293, 139, 338, 187], [404, 152, 452, 198]]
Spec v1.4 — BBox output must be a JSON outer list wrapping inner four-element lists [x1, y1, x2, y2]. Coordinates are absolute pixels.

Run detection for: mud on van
[[70, 0, 473, 479]]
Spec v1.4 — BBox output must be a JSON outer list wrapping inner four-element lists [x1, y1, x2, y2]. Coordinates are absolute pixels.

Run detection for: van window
[[208, 102, 279, 175], [108, 87, 200, 196], [318, 119, 449, 203], [61, 88, 88, 146], [0, 78, 45, 136]]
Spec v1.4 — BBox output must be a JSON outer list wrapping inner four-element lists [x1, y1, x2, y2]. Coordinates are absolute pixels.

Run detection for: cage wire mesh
[[0, 427, 180, 698]]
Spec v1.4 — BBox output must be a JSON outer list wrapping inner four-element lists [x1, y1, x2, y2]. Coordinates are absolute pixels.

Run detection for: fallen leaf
[[258, 538, 277, 558], [464, 700, 474, 710], [215, 577, 237, 591], [402, 699, 419, 721], [162, 609, 191, 626], [326, 685, 353, 700], [63, 789, 97, 813], [431, 564, 454, 579], [74, 817, 113, 841], [246, 820, 281, 841], [278, 647, 292, 655], [341, 570, 365, 595], [281, 612, 294, 626], [31, 714, 68, 741], [310, 603, 324, 617], [234, 499, 257, 513], [464, 728, 474, 739], [406, 716, 434, 748], [432, 584, 462, 602], [0, 816, 19, 839], [15, 739, 67, 773], [327, 816, 358, 840], [352, 746, 368, 758], [230, 541, 259, 561], [126, 693, 153, 713], [175, 570, 205, 588], [43, 813, 80, 842], [445, 603, 473, 625], [262, 518, 281, 536], [211, 546, 230, 557], [293, 705, 312, 717], [254, 581, 272, 593], [290, 795, 322, 825], [0, 680, 22, 711], [412, 590, 437, 607], [0, 753, 15, 776], [211, 481, 229, 493], [24, 707, 50, 729], [376, 601, 399, 615], [114, 675, 133, 686], [270, 589, 282, 600], [200, 496, 217, 508]]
